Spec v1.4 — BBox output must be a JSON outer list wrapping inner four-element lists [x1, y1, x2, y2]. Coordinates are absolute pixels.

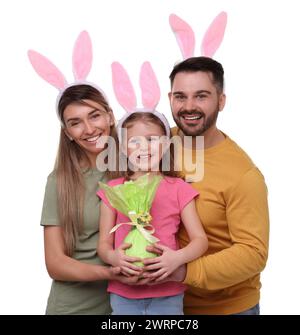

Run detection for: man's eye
[[196, 94, 207, 99], [175, 95, 185, 100]]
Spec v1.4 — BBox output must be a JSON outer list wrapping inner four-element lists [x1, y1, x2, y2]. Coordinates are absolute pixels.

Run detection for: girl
[[97, 111, 208, 315]]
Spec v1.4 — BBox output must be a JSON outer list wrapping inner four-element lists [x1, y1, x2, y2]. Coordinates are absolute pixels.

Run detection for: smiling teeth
[[183, 116, 201, 120], [86, 135, 100, 142]]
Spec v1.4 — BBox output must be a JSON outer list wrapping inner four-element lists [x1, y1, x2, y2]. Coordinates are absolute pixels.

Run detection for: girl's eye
[[148, 137, 159, 142], [128, 137, 140, 145]]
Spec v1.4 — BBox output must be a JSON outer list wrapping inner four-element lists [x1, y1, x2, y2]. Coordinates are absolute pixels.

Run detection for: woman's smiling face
[[63, 99, 113, 159]]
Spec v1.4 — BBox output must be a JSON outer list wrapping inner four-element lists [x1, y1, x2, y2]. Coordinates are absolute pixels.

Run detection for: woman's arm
[[97, 201, 118, 265], [44, 226, 114, 281]]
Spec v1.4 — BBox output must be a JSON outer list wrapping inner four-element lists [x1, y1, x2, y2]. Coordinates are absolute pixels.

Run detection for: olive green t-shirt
[[40, 168, 111, 315]]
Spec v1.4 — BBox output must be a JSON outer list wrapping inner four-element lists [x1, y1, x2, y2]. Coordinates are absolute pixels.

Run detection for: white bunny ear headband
[[28, 31, 105, 124], [169, 11, 227, 59], [112, 61, 170, 140]]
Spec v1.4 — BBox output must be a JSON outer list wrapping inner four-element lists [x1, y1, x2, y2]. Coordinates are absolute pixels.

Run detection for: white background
[[0, 0, 299, 314]]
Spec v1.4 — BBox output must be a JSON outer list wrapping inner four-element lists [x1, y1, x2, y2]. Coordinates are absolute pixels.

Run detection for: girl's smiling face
[[123, 120, 167, 173]]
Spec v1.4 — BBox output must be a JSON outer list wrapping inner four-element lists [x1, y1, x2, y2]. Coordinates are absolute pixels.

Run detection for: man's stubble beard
[[174, 107, 219, 137]]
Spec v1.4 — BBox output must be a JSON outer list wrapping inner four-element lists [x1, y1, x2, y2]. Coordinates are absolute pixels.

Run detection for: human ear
[[64, 129, 73, 141], [120, 140, 128, 156], [161, 136, 171, 155], [108, 111, 115, 126], [219, 93, 226, 111]]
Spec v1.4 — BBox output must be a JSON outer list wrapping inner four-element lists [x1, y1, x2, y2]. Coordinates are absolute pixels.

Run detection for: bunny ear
[[73, 30, 93, 81], [28, 50, 67, 90], [140, 62, 160, 110], [169, 14, 195, 59], [111, 62, 136, 112], [201, 11, 227, 57]]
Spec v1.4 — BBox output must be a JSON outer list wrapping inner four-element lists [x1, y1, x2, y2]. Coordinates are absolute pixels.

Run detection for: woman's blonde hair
[[56, 84, 117, 256]]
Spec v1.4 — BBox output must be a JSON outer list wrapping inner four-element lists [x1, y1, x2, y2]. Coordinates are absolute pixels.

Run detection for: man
[[167, 56, 269, 315]]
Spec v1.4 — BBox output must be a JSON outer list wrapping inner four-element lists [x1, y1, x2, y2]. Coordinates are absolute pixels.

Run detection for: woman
[[40, 84, 131, 314]]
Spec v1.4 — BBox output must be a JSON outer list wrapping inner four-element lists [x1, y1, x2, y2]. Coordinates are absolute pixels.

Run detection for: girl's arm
[[97, 202, 143, 276], [143, 199, 208, 281], [176, 199, 208, 264], [44, 226, 115, 281]]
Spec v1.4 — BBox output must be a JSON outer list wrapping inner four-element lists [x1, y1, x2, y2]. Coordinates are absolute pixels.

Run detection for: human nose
[[139, 137, 149, 151], [184, 97, 195, 111], [83, 120, 95, 134]]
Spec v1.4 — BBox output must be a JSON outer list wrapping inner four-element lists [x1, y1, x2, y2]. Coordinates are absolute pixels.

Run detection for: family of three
[[36, 55, 269, 315], [28, 11, 269, 315]]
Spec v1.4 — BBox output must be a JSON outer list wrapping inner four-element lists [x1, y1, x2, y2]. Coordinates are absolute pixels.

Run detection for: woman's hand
[[109, 266, 142, 284]]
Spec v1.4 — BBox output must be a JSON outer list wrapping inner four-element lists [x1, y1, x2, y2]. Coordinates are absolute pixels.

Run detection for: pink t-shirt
[[97, 176, 199, 299]]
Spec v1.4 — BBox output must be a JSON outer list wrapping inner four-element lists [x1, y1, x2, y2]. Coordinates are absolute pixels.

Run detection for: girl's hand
[[110, 243, 143, 276], [142, 243, 182, 282]]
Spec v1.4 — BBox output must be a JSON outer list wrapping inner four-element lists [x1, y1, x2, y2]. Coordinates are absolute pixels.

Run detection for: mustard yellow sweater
[[172, 128, 269, 315]]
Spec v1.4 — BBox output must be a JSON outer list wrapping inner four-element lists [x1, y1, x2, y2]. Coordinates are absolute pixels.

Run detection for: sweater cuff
[[183, 262, 194, 285]]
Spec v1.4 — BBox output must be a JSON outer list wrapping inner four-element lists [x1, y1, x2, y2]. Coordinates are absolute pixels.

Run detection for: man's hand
[[136, 264, 187, 285]]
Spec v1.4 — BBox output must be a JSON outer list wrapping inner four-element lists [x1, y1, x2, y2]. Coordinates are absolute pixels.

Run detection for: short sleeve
[[96, 189, 117, 214], [177, 178, 199, 211], [96, 179, 120, 214], [40, 172, 60, 226]]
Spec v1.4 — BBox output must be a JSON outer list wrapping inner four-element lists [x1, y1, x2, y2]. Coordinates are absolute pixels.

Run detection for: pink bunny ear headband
[[112, 61, 170, 140], [28, 31, 106, 125], [169, 11, 227, 59]]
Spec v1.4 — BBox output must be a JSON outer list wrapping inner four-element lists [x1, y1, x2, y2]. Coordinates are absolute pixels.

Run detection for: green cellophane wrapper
[[123, 229, 156, 267], [99, 174, 162, 266]]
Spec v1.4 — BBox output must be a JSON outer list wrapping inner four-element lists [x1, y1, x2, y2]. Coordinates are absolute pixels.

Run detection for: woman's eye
[[69, 122, 79, 127], [91, 113, 101, 119]]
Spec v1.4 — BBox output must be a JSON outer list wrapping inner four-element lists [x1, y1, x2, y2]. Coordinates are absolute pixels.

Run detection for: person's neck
[[130, 171, 162, 181], [178, 126, 225, 150], [202, 127, 225, 149], [80, 154, 97, 170]]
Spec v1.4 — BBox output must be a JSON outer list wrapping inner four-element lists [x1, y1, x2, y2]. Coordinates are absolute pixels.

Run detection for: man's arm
[[184, 167, 269, 290]]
